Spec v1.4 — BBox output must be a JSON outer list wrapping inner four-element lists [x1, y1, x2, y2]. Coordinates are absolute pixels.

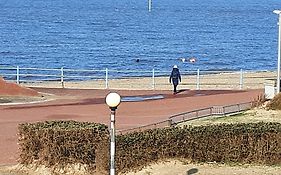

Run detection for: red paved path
[[0, 88, 263, 165]]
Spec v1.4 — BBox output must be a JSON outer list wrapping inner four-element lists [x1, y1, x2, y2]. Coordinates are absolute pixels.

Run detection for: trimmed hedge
[[116, 122, 281, 173], [18, 120, 109, 174], [18, 121, 281, 174]]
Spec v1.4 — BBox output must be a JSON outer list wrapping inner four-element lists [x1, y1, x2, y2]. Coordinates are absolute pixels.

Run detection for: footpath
[[0, 88, 263, 165]]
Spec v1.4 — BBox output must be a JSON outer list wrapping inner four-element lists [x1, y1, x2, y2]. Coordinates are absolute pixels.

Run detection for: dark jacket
[[169, 68, 181, 85]]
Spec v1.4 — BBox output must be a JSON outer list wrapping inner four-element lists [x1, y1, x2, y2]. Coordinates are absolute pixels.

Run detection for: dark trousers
[[173, 84, 177, 93]]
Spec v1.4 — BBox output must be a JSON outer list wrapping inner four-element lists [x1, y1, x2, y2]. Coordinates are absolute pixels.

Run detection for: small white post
[[148, 0, 152, 12], [110, 109, 116, 175], [237, 104, 240, 111], [239, 69, 243, 89], [152, 69, 155, 90], [105, 68, 108, 89], [61, 67, 64, 88], [278, 14, 281, 93], [273, 10, 281, 94], [196, 69, 200, 90], [16, 66, 20, 84]]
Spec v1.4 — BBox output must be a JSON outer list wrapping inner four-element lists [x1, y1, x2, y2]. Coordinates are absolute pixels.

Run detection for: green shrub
[[18, 120, 109, 174], [116, 122, 281, 173], [267, 93, 281, 110], [18, 121, 281, 174]]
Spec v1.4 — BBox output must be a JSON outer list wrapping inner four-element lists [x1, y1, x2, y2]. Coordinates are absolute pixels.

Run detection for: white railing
[[0, 66, 275, 90]]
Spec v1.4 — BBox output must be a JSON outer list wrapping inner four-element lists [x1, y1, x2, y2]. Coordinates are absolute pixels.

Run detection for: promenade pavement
[[0, 88, 263, 165]]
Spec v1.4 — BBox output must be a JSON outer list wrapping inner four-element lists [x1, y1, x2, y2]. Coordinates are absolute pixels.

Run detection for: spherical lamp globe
[[106, 92, 121, 108]]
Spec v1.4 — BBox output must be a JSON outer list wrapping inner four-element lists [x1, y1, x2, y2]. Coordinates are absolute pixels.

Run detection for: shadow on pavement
[[187, 168, 199, 175]]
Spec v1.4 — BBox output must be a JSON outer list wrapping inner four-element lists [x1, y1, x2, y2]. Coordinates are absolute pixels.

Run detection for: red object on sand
[[0, 77, 39, 96]]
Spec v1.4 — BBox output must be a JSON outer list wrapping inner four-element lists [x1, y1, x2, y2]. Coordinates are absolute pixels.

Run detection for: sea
[[0, 0, 280, 72]]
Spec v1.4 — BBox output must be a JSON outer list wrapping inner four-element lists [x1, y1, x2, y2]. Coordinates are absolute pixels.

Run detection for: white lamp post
[[273, 10, 281, 94], [105, 92, 121, 175]]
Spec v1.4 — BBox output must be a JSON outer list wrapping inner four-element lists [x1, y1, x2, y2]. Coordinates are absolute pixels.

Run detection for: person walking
[[169, 65, 181, 94]]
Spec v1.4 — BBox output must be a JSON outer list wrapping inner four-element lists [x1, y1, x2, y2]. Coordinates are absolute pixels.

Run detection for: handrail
[[0, 66, 275, 89], [64, 68, 106, 72], [118, 101, 253, 134], [18, 74, 59, 77], [117, 119, 172, 135], [168, 107, 213, 119], [19, 67, 61, 71], [108, 69, 153, 73]]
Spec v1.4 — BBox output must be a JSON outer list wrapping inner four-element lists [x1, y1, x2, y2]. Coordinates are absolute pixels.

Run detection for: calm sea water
[[0, 0, 280, 72]]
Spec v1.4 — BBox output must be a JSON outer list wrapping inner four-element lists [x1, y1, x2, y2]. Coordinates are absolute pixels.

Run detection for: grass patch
[[178, 108, 281, 127], [178, 112, 248, 127], [0, 98, 12, 103], [0, 95, 48, 104], [208, 113, 246, 122]]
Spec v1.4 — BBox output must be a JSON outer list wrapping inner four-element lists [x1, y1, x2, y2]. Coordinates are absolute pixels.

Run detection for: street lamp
[[105, 92, 121, 175], [273, 10, 281, 94]]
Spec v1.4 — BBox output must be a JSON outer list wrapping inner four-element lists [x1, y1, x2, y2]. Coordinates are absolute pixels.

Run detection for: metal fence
[[169, 102, 252, 125], [117, 102, 253, 135], [117, 120, 172, 135], [0, 66, 275, 90], [169, 107, 213, 124]]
